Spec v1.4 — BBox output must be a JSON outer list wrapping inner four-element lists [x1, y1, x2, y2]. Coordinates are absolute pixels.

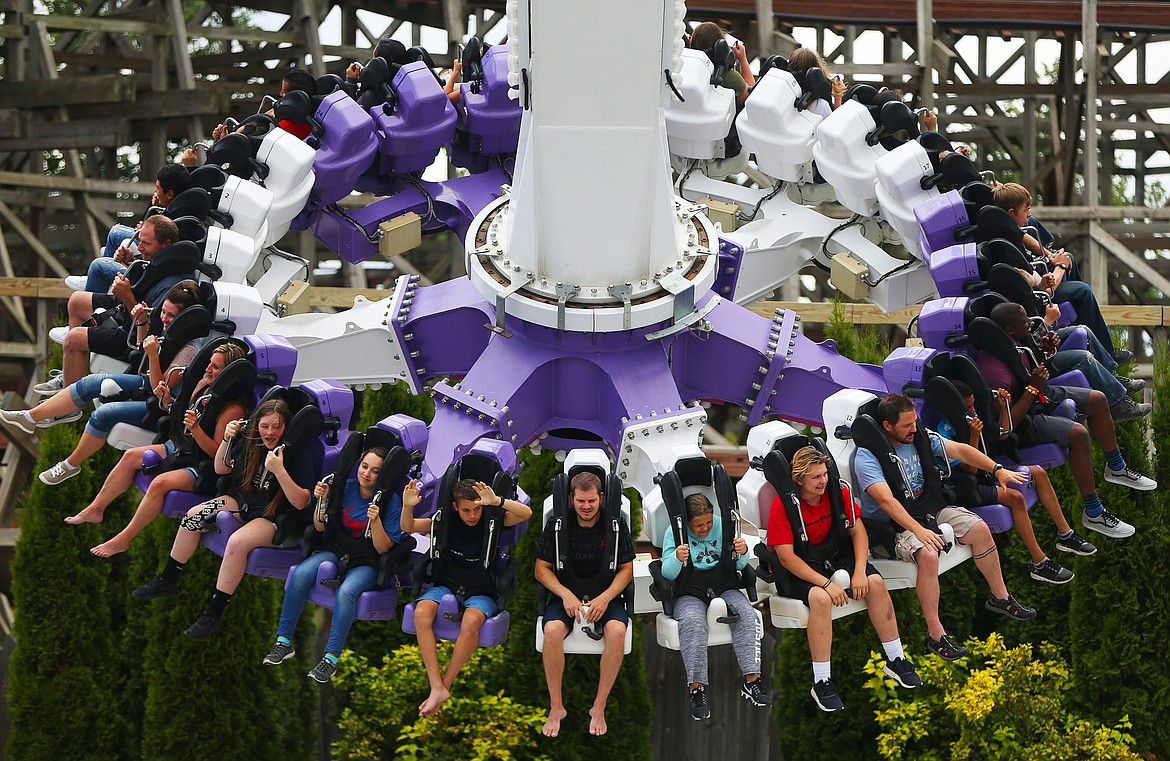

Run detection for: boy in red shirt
[[767, 446, 920, 712]]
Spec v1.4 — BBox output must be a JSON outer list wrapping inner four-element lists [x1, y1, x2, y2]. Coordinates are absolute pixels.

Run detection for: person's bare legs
[[418, 607, 487, 716], [913, 546, 945, 641], [25, 388, 80, 423], [66, 291, 96, 328], [413, 600, 447, 716], [169, 496, 238, 563], [806, 586, 833, 662], [960, 521, 1010, 599], [1064, 424, 1097, 495], [61, 431, 107, 470], [541, 620, 569, 737], [68, 444, 166, 525], [864, 574, 900, 642], [1027, 466, 1073, 534], [997, 486, 1045, 564], [62, 328, 92, 386], [214, 518, 277, 594], [1081, 389, 1118, 451], [90, 469, 194, 554], [589, 619, 627, 736]]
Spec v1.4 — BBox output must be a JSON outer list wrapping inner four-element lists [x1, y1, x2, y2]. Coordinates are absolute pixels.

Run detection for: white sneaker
[[37, 410, 83, 428], [32, 370, 64, 396], [39, 460, 80, 486], [49, 327, 69, 345], [1104, 465, 1157, 491], [0, 409, 36, 435], [64, 275, 88, 291], [1082, 509, 1136, 539]]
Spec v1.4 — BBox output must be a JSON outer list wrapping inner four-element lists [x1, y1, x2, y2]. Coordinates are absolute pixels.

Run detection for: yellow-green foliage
[[332, 645, 547, 761], [865, 633, 1141, 761]]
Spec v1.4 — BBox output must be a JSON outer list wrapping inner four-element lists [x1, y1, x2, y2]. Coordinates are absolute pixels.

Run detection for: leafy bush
[[866, 633, 1141, 760]]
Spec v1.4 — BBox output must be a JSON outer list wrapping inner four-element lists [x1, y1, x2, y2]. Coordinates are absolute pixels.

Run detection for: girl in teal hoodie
[[661, 493, 769, 720]]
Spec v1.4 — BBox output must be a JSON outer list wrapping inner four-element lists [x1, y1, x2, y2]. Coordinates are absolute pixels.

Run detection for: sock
[[206, 589, 232, 618], [881, 638, 905, 662], [1104, 449, 1126, 471], [324, 653, 339, 665], [22, 412, 35, 425], [159, 556, 186, 584], [275, 636, 291, 646], [1083, 493, 1103, 518], [812, 661, 832, 683], [1059, 529, 1075, 539], [1032, 556, 1049, 568]]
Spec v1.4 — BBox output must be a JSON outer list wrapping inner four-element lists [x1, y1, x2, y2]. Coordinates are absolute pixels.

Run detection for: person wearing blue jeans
[[1, 284, 202, 485], [265, 448, 406, 683]]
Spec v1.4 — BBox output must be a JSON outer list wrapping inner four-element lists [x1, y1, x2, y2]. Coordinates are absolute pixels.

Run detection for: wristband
[[992, 464, 1004, 476], [135, 321, 148, 326], [822, 578, 832, 589], [1025, 385, 1040, 396]]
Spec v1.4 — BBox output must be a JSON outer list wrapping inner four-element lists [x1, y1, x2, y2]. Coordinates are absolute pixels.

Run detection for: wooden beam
[[1088, 221, 1170, 299], [37, 12, 168, 36], [0, 73, 135, 108], [0, 170, 154, 197], [0, 207, 69, 278]]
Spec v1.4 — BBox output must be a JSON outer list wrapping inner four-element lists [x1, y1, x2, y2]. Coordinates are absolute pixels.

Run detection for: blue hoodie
[[660, 511, 749, 581]]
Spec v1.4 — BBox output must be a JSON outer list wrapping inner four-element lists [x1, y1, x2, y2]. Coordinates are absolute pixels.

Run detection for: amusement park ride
[[103, 0, 1060, 637]]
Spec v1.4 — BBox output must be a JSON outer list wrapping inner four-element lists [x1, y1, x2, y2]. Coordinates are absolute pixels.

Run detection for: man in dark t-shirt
[[400, 477, 531, 718], [535, 471, 634, 738]]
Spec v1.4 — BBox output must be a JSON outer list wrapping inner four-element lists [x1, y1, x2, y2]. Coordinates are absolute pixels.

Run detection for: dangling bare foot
[[542, 706, 567, 737], [418, 685, 450, 716], [588, 706, 608, 736], [90, 536, 130, 558], [64, 505, 105, 525]]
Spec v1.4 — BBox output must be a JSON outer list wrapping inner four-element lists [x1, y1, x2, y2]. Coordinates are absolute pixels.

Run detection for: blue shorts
[[542, 596, 628, 632], [416, 585, 498, 619]]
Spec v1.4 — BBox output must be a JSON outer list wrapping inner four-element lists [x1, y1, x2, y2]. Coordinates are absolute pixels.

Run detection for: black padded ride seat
[[843, 83, 878, 106], [758, 54, 789, 78], [918, 130, 953, 153], [796, 67, 831, 112], [315, 73, 344, 98], [987, 263, 1046, 317], [705, 39, 733, 87], [973, 205, 1026, 250], [274, 90, 321, 139], [357, 57, 397, 111], [462, 36, 484, 94], [164, 188, 213, 224], [128, 240, 202, 302], [188, 166, 228, 193], [935, 152, 981, 190], [979, 239, 1031, 271], [867, 100, 919, 147]]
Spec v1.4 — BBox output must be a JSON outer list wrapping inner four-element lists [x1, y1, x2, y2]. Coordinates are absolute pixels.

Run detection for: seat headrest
[[188, 165, 227, 193], [360, 57, 392, 89], [173, 216, 207, 245], [164, 188, 212, 222], [316, 74, 344, 96], [965, 291, 1009, 322], [758, 54, 789, 77], [961, 181, 995, 211], [939, 152, 981, 188], [458, 452, 501, 485], [673, 456, 714, 489], [843, 83, 878, 105], [706, 39, 733, 87], [274, 90, 314, 125], [566, 463, 607, 485], [849, 414, 890, 458], [979, 238, 1030, 270], [974, 205, 1025, 248], [967, 316, 1031, 386], [878, 101, 919, 137], [462, 36, 484, 87], [205, 132, 254, 168], [796, 67, 831, 111], [918, 131, 953, 153], [405, 45, 437, 70], [987, 264, 1043, 317]]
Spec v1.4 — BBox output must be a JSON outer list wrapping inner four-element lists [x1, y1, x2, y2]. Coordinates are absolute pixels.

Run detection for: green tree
[[866, 633, 1141, 760], [7, 422, 122, 761]]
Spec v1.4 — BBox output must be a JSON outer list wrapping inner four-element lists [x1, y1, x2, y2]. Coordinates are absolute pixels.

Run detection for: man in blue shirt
[[854, 394, 1035, 661]]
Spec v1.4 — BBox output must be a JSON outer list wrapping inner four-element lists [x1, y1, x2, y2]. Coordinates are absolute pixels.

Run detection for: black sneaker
[[1109, 396, 1152, 423], [811, 678, 844, 712], [1112, 348, 1134, 366], [925, 633, 969, 661], [1115, 375, 1145, 394], [307, 657, 338, 684], [985, 593, 1037, 621], [185, 612, 223, 641], [741, 677, 771, 706], [263, 640, 295, 665], [131, 576, 178, 601], [1055, 530, 1097, 556], [1030, 558, 1074, 585], [689, 685, 710, 720], [883, 657, 922, 688]]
